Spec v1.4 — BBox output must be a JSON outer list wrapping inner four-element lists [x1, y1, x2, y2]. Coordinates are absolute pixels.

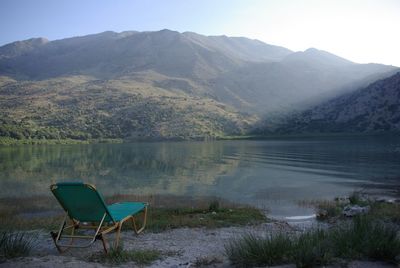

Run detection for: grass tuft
[[208, 200, 220, 212], [225, 232, 293, 267], [89, 246, 161, 265], [225, 216, 400, 267], [0, 231, 36, 260], [348, 191, 369, 206], [315, 200, 342, 220], [369, 202, 400, 224], [293, 229, 333, 267], [330, 216, 400, 262]]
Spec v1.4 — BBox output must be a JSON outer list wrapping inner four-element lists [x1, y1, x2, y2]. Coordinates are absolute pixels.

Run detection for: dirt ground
[[0, 220, 397, 267]]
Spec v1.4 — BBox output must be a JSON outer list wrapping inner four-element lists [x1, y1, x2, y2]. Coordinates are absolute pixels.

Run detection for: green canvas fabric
[[51, 182, 146, 223], [51, 182, 114, 222], [107, 202, 146, 221]]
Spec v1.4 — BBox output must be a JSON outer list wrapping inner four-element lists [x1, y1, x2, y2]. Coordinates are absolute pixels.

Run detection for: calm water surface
[[1, 136, 399, 218]]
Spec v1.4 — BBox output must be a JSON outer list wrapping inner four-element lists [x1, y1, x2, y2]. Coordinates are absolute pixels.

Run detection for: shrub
[[0, 231, 36, 260], [225, 233, 293, 267], [315, 201, 342, 220], [208, 200, 220, 212], [225, 216, 400, 267], [348, 191, 368, 206], [293, 229, 333, 267], [330, 216, 400, 262]]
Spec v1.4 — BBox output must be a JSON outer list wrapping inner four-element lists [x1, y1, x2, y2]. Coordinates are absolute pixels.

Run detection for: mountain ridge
[[0, 29, 398, 142]]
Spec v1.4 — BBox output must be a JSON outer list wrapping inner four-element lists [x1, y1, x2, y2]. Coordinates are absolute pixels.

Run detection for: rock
[[317, 209, 328, 219], [346, 260, 398, 268], [334, 197, 350, 205], [376, 197, 388, 203], [342, 205, 370, 217], [211, 211, 217, 215], [375, 197, 399, 204]]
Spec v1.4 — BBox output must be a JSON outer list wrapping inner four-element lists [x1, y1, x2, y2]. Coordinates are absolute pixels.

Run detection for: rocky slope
[[0, 75, 256, 140], [0, 29, 398, 141], [264, 72, 400, 134]]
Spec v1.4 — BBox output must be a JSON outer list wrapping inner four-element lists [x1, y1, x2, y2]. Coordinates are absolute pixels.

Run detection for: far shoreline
[[1, 132, 399, 146]]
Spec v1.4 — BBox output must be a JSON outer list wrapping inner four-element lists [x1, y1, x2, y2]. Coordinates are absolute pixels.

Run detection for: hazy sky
[[1, 0, 399, 66]]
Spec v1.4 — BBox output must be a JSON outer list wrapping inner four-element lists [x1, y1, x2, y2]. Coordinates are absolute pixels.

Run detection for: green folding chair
[[50, 182, 148, 253]]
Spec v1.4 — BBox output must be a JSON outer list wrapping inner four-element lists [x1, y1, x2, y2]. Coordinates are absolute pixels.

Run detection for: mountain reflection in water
[[0, 136, 399, 217]]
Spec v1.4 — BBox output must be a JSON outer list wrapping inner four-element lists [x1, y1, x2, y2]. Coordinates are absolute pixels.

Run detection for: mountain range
[[257, 72, 400, 134], [0, 29, 399, 141]]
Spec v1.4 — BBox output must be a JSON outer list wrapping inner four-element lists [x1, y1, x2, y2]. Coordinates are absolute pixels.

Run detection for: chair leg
[[51, 213, 111, 253], [69, 225, 76, 246], [51, 213, 69, 253], [99, 234, 108, 254], [51, 231, 67, 253], [114, 223, 122, 249], [131, 207, 148, 234]]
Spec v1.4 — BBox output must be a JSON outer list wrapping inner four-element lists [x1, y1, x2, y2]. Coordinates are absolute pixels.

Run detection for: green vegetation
[[0, 231, 37, 260], [0, 195, 267, 232], [348, 191, 369, 206], [314, 200, 343, 220], [265, 72, 400, 135], [0, 136, 123, 145], [0, 76, 255, 143], [330, 216, 400, 262], [89, 246, 162, 265], [369, 202, 400, 224], [146, 206, 266, 232], [303, 191, 400, 222], [225, 232, 293, 267], [227, 195, 400, 267], [225, 215, 400, 267], [0, 213, 65, 232]]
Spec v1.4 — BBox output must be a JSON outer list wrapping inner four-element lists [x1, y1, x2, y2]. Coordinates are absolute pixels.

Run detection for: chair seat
[[107, 202, 146, 222]]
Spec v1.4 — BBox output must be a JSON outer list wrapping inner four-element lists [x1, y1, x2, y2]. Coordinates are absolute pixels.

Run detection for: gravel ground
[[0, 220, 397, 267]]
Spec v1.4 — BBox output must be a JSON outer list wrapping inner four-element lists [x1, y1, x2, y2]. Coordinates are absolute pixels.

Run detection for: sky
[[1, 0, 400, 66]]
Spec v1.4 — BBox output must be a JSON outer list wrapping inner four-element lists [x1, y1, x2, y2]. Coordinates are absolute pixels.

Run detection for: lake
[[1, 136, 399, 219]]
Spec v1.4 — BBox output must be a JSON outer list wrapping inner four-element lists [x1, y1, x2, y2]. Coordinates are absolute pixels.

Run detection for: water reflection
[[0, 136, 399, 217]]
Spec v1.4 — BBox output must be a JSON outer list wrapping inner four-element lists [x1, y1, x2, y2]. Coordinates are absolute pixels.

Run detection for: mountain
[[0, 29, 292, 81], [282, 47, 354, 67], [182, 32, 292, 62], [0, 30, 397, 114], [263, 72, 400, 134], [0, 75, 256, 141], [0, 37, 49, 59], [208, 56, 397, 113], [0, 29, 398, 141]]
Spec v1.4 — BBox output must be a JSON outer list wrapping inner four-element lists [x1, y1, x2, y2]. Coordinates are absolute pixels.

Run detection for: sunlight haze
[[1, 0, 399, 65]]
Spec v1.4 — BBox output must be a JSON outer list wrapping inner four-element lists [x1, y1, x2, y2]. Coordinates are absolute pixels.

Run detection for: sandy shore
[[0, 220, 396, 267]]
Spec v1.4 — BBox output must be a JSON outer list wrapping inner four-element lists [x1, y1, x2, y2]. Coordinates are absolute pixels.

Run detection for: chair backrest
[[50, 182, 115, 223]]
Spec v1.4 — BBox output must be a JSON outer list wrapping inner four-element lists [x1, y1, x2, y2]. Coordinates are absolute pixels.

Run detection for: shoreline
[[1, 194, 399, 267], [0, 223, 294, 268], [1, 132, 400, 146], [1, 218, 398, 268]]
